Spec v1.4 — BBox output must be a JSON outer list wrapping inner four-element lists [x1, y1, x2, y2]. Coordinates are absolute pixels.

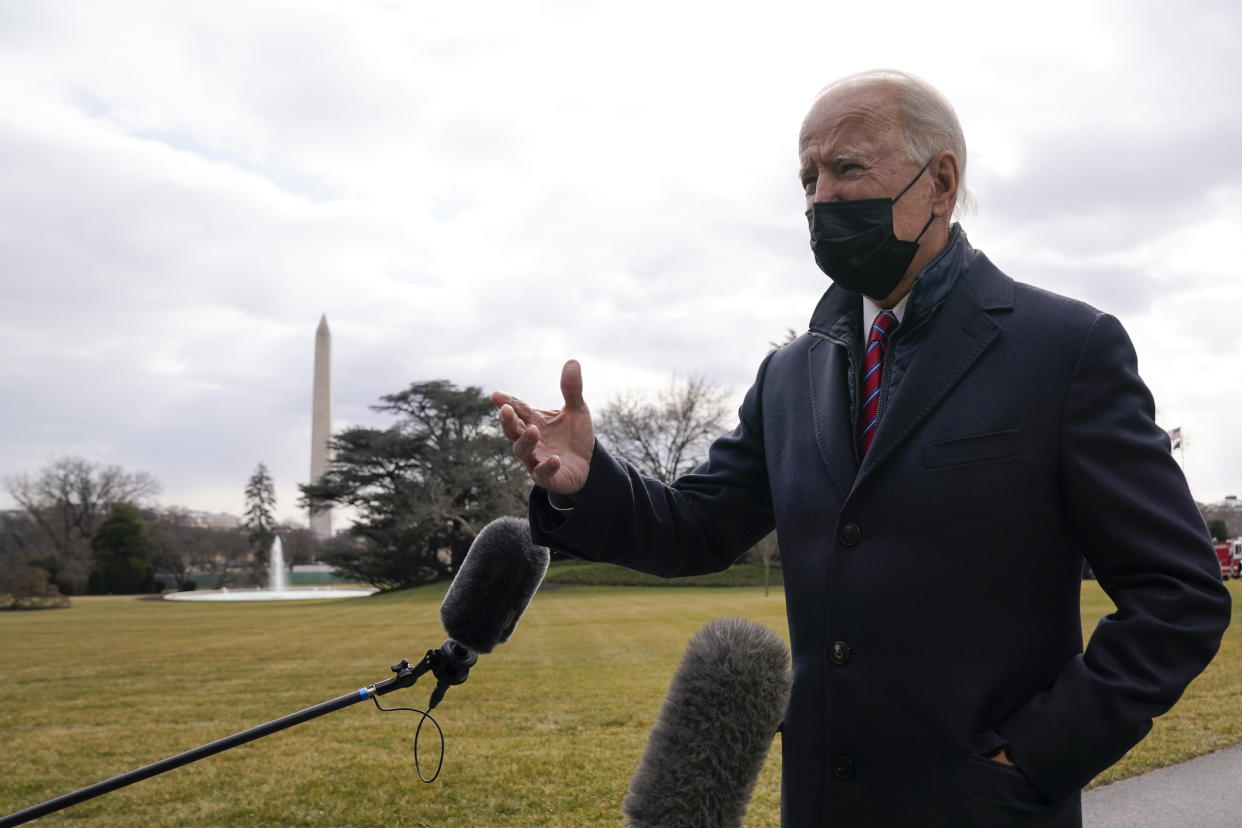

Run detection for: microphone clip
[[386, 639, 477, 711], [427, 639, 478, 710]]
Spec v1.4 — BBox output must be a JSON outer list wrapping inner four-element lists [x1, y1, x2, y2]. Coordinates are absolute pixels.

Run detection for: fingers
[[491, 389, 536, 424], [503, 400, 573, 492], [530, 455, 562, 489], [513, 423, 564, 488], [513, 421, 540, 469], [560, 359, 587, 412], [496, 404, 526, 442]]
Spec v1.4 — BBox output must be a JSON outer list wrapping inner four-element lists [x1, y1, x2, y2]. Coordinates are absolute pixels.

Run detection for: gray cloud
[[3, 0, 1240, 517]]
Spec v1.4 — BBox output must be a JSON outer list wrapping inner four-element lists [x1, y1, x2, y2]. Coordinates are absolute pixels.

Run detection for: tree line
[[2, 372, 769, 606], [0, 457, 322, 608], [11, 360, 1221, 605]]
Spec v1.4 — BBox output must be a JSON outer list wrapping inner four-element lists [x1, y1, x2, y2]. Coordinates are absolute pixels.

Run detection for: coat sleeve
[[997, 312, 1231, 802], [528, 354, 778, 578]]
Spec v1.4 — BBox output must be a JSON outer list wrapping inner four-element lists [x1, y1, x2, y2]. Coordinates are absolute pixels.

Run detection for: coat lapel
[[808, 334, 860, 500], [805, 283, 862, 500]]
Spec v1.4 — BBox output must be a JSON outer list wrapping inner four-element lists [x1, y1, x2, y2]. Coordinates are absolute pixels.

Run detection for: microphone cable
[[369, 691, 446, 783]]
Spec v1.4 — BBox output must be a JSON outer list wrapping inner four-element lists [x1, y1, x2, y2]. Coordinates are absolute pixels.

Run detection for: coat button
[[839, 523, 861, 546], [830, 641, 851, 664], [831, 754, 856, 780]]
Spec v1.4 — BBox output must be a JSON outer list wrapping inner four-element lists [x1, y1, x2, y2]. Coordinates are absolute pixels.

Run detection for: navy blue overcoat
[[530, 230, 1230, 827]]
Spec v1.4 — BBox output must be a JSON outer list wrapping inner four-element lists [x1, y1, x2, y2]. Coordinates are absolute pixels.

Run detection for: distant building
[[149, 509, 241, 529]]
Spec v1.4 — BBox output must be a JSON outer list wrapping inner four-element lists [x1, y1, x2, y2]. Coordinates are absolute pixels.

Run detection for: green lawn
[[1, 580, 1240, 826]]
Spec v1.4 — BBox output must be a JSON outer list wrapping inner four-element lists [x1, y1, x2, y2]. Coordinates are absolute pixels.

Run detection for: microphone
[[430, 516, 550, 707], [622, 617, 791, 828]]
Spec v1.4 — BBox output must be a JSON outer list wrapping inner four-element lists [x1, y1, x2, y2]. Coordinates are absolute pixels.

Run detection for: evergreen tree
[[243, 462, 278, 573], [88, 503, 154, 594], [300, 380, 526, 589]]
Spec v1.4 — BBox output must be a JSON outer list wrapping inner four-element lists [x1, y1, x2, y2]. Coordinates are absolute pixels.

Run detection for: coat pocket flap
[[923, 428, 1022, 468]]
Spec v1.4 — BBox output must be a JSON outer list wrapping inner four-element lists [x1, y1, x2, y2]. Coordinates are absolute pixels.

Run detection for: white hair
[[817, 69, 975, 216]]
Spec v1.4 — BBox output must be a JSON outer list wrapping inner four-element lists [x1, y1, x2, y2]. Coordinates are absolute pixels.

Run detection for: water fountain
[[269, 536, 287, 592], [164, 536, 376, 602]]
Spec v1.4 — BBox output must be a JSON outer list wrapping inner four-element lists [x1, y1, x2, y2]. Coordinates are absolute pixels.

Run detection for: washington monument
[[309, 315, 332, 539]]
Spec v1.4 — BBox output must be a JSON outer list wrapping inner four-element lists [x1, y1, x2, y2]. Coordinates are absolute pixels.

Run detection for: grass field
[[1, 579, 1241, 826]]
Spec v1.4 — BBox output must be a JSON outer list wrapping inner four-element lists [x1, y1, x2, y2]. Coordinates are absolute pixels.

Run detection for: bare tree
[[750, 532, 781, 596], [150, 514, 251, 588], [276, 523, 322, 567], [147, 508, 200, 589], [770, 328, 800, 350], [597, 376, 783, 593], [0, 511, 69, 608], [5, 457, 160, 593], [595, 374, 732, 484]]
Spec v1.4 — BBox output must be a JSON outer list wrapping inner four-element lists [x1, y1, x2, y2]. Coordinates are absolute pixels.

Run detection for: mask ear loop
[[893, 156, 938, 244], [911, 211, 936, 244], [891, 156, 935, 204]]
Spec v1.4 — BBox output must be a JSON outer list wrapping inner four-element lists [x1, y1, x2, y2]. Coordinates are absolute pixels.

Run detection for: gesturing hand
[[491, 359, 595, 496]]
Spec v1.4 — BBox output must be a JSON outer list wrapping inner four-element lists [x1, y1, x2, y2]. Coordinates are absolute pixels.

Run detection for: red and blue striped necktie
[[859, 310, 899, 456]]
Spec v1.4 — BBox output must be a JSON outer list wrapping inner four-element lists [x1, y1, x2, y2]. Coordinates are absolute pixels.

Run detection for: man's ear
[[930, 150, 959, 218]]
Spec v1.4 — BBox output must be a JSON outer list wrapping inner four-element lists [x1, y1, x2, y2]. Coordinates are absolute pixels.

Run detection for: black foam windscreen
[[438, 516, 550, 654], [623, 616, 791, 828]]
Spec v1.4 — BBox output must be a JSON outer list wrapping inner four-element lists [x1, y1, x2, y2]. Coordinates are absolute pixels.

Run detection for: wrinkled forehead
[[798, 87, 904, 161]]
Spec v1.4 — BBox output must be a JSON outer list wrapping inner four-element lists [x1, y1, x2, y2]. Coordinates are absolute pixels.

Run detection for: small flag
[[1167, 427, 1182, 451]]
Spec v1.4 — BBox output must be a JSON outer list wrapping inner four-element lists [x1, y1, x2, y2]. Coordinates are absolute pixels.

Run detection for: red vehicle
[[1215, 541, 1231, 580], [1214, 539, 1242, 580]]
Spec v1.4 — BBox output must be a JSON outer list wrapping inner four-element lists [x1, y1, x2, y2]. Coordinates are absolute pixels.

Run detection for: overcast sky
[[2, 0, 1240, 523]]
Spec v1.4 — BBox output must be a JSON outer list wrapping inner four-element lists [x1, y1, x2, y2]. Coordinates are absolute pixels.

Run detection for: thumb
[[561, 359, 587, 412]]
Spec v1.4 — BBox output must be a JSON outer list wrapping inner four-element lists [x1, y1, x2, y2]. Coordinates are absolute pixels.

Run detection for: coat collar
[[808, 223, 978, 343], [803, 225, 1016, 491]]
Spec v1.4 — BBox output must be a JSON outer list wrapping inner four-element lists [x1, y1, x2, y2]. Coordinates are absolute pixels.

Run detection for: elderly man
[[492, 70, 1230, 826]]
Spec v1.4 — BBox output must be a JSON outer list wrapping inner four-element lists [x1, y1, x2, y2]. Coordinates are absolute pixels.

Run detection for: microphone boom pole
[[3, 515, 544, 827], [0, 651, 449, 828]]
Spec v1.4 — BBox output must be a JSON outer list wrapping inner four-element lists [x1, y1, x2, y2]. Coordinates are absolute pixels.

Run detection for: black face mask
[[806, 159, 935, 299]]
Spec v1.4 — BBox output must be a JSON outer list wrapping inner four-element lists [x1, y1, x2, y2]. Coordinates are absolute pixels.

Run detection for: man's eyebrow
[[830, 148, 869, 165], [801, 145, 862, 163], [799, 143, 871, 177]]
